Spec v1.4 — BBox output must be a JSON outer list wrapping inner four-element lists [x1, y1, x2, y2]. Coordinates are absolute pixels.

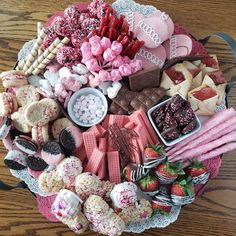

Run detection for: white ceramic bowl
[[147, 97, 201, 146], [67, 88, 108, 127]]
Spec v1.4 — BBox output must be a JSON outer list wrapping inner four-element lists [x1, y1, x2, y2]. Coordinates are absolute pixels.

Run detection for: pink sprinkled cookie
[[16, 85, 40, 107], [0, 70, 28, 89], [0, 92, 18, 116], [31, 124, 49, 146], [57, 46, 81, 67]]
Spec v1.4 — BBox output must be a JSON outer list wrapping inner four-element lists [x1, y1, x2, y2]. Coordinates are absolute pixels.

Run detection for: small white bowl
[[147, 98, 201, 146], [67, 88, 108, 127]]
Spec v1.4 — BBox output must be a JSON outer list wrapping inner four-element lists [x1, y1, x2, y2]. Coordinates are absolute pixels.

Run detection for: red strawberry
[[122, 165, 132, 181], [156, 162, 185, 178], [152, 201, 172, 214], [185, 160, 207, 177], [138, 174, 159, 192], [171, 177, 194, 197], [144, 144, 164, 159]]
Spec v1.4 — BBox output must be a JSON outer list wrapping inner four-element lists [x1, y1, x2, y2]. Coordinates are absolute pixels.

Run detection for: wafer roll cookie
[[16, 57, 27, 71], [32, 37, 70, 75], [22, 28, 47, 72], [37, 22, 44, 56]]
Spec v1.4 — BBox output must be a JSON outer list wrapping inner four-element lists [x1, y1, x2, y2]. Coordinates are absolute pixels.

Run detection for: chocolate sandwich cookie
[[27, 155, 48, 171], [41, 141, 65, 166], [4, 150, 27, 170], [14, 136, 38, 155], [0, 116, 11, 139]]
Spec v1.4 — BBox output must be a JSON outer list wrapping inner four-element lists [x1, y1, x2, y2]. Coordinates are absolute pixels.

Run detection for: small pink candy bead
[[111, 41, 123, 56], [98, 70, 110, 81], [112, 55, 124, 68], [88, 75, 100, 88], [110, 69, 122, 82], [119, 64, 132, 76], [130, 59, 143, 73], [103, 48, 116, 62], [100, 37, 111, 51], [91, 44, 103, 56], [89, 35, 101, 45], [123, 56, 131, 64], [85, 58, 101, 72]]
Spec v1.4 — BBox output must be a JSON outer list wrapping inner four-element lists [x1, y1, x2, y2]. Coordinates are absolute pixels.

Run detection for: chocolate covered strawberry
[[122, 165, 132, 182], [152, 201, 172, 215], [122, 164, 148, 182], [156, 161, 185, 184], [138, 174, 159, 196]]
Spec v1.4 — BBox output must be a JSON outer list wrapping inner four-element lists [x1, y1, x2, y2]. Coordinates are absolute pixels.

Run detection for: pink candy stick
[[197, 142, 236, 162], [172, 129, 236, 162], [169, 116, 236, 159], [107, 151, 121, 184], [167, 108, 236, 156], [82, 131, 97, 159]]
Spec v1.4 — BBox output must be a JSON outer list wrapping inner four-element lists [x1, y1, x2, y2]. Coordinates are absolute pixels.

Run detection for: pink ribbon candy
[[112, 55, 124, 68], [98, 70, 110, 81], [100, 37, 111, 51], [89, 35, 101, 45], [110, 69, 122, 82], [119, 64, 132, 76], [111, 41, 123, 56], [91, 44, 103, 56], [130, 59, 143, 73], [85, 58, 101, 72], [103, 48, 116, 62]]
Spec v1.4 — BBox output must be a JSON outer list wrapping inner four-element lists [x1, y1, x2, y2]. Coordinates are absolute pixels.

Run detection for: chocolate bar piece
[[128, 66, 161, 91], [130, 87, 166, 112]]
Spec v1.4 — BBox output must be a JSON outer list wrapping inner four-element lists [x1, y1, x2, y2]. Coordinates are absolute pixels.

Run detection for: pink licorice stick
[[175, 129, 236, 161], [197, 142, 236, 162], [167, 108, 236, 156], [169, 116, 236, 159]]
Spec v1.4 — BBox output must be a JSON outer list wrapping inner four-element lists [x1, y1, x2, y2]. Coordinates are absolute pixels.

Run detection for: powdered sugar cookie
[[51, 118, 72, 139], [11, 107, 32, 133], [16, 85, 40, 107], [0, 92, 18, 116], [0, 70, 28, 88], [24, 98, 60, 126], [32, 124, 49, 145]]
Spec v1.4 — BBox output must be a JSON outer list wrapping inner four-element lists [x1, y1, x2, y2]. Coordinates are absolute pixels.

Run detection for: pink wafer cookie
[[107, 151, 121, 184], [124, 121, 136, 130], [101, 115, 110, 130], [134, 125, 149, 150], [97, 157, 106, 180], [98, 137, 107, 152], [82, 131, 97, 159], [88, 124, 106, 138], [109, 115, 125, 128], [73, 144, 87, 162], [84, 148, 105, 174]]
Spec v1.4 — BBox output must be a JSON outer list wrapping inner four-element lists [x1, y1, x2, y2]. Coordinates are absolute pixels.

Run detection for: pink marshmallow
[[112, 55, 124, 68], [85, 58, 101, 72], [130, 59, 143, 73], [100, 37, 111, 51], [119, 64, 132, 76], [98, 70, 110, 81], [111, 41, 123, 56], [110, 69, 122, 82], [91, 44, 103, 56], [89, 35, 101, 45]]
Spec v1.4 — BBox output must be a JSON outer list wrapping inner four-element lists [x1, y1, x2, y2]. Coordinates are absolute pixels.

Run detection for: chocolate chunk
[[166, 94, 187, 113], [129, 66, 161, 91], [161, 127, 181, 141], [164, 112, 178, 127], [174, 106, 195, 126], [27, 155, 48, 171], [182, 118, 197, 134]]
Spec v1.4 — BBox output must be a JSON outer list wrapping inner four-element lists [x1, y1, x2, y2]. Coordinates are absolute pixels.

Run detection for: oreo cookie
[[4, 150, 27, 170], [27, 155, 48, 171], [15, 136, 38, 155]]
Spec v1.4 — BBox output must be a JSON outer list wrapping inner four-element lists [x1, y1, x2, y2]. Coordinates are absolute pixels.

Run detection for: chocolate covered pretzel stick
[[22, 27, 47, 73], [32, 37, 70, 75]]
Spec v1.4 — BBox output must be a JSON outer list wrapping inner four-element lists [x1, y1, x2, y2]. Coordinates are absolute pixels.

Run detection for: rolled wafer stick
[[22, 27, 47, 72], [32, 37, 70, 75], [16, 57, 28, 71], [37, 22, 44, 56]]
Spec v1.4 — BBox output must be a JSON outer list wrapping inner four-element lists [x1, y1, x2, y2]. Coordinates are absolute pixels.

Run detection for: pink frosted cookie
[[135, 45, 166, 69], [51, 189, 83, 220], [57, 156, 83, 187], [41, 141, 65, 166], [31, 124, 49, 146], [4, 150, 27, 170], [163, 34, 193, 59]]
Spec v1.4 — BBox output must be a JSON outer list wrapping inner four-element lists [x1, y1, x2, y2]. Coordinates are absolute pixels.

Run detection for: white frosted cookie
[[51, 118, 72, 139]]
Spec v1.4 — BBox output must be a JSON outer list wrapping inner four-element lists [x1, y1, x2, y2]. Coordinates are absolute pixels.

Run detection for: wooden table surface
[[0, 0, 236, 235]]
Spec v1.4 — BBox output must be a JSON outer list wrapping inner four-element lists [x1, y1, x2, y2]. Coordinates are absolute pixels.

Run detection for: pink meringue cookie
[[112, 55, 124, 68], [119, 64, 132, 76], [85, 58, 101, 72], [111, 41, 123, 56], [129, 59, 143, 73], [98, 70, 110, 81], [54, 82, 68, 98], [91, 44, 103, 56], [110, 69, 122, 82], [89, 35, 101, 45], [103, 48, 116, 62], [46, 62, 62, 73], [88, 74, 100, 88], [100, 37, 111, 51]]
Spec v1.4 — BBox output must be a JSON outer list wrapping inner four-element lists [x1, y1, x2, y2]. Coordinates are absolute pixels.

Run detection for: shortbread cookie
[[24, 98, 60, 126], [51, 118, 72, 139], [0, 92, 18, 116], [11, 107, 32, 133], [32, 124, 49, 145], [16, 85, 40, 107], [0, 70, 28, 88]]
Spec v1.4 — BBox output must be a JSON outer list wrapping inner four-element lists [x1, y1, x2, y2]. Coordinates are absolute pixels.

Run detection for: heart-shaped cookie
[[24, 98, 60, 126]]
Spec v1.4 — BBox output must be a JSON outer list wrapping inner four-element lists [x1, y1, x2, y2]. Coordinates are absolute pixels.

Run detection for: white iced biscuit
[[51, 189, 83, 220]]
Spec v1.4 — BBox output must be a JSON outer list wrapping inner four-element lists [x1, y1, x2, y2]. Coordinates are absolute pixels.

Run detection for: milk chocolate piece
[[129, 66, 161, 91]]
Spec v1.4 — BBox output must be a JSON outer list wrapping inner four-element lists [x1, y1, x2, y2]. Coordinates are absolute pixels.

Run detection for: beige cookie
[[24, 98, 60, 126], [0, 92, 18, 116], [51, 118, 73, 139], [31, 124, 49, 145], [0, 70, 28, 88], [16, 85, 40, 107], [11, 107, 32, 133]]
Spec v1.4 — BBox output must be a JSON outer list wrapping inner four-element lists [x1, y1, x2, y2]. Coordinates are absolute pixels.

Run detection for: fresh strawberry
[[138, 174, 159, 192], [152, 201, 172, 214], [122, 165, 132, 181], [144, 144, 164, 159], [185, 160, 207, 177], [171, 177, 194, 196], [156, 162, 185, 178]]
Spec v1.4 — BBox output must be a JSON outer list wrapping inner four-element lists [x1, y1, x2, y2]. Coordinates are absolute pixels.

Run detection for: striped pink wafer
[[87, 124, 107, 138], [84, 148, 105, 174], [98, 138, 107, 152], [167, 108, 236, 156], [73, 145, 87, 162], [124, 121, 136, 129], [134, 125, 149, 148], [107, 136, 116, 152], [82, 131, 97, 159], [107, 151, 121, 184], [109, 114, 125, 128], [102, 115, 110, 129], [97, 156, 107, 179]]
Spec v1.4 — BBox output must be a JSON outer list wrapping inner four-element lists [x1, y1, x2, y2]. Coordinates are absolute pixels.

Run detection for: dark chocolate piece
[[173, 106, 195, 126], [161, 127, 181, 141], [27, 155, 48, 171], [182, 118, 197, 135], [4, 160, 26, 170], [129, 66, 161, 91]]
